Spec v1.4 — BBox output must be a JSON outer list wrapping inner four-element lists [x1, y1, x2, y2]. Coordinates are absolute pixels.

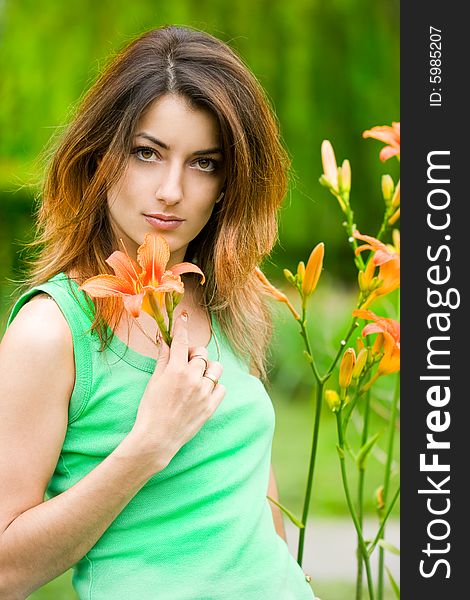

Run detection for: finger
[[153, 339, 170, 375], [204, 360, 223, 380], [208, 383, 226, 413], [168, 311, 189, 366], [188, 346, 209, 374], [201, 361, 223, 390]]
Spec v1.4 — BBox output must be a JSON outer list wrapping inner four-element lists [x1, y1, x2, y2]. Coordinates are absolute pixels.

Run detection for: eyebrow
[[135, 132, 223, 156]]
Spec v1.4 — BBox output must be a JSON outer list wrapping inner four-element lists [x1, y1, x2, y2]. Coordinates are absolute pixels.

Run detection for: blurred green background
[[0, 0, 399, 598]]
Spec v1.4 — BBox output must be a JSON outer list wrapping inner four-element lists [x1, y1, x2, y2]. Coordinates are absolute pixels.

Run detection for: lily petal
[[380, 146, 400, 162], [122, 293, 145, 318], [138, 233, 170, 286], [155, 273, 185, 295], [79, 274, 134, 297], [363, 125, 400, 147], [354, 309, 400, 343], [353, 230, 398, 265], [106, 251, 143, 289], [170, 262, 206, 284]]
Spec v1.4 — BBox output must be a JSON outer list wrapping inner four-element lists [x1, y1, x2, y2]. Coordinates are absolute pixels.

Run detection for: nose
[[155, 161, 183, 206]]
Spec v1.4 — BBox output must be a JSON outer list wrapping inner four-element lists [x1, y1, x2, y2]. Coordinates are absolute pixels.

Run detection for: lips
[[144, 213, 185, 231]]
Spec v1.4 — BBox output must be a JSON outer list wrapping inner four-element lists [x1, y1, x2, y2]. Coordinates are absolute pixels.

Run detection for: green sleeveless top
[[8, 274, 314, 600]]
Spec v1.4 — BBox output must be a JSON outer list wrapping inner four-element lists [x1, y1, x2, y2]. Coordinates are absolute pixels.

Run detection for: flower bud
[[381, 174, 394, 204], [302, 243, 325, 298], [297, 261, 305, 284], [352, 347, 369, 379], [388, 208, 400, 225], [339, 159, 351, 194], [391, 180, 400, 208], [283, 268, 296, 285], [319, 174, 332, 189], [324, 389, 341, 412], [339, 348, 356, 389], [392, 229, 400, 253], [321, 140, 339, 191], [358, 259, 377, 293], [356, 336, 365, 352]]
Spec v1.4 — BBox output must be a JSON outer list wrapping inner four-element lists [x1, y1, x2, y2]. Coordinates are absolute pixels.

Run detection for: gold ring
[[203, 373, 218, 387], [191, 354, 208, 371]]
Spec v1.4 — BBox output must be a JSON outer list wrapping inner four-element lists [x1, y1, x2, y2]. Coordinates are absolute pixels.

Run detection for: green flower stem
[[368, 486, 400, 557], [377, 372, 400, 598], [166, 297, 174, 343], [322, 318, 359, 383], [356, 387, 371, 600], [297, 379, 324, 566], [342, 391, 359, 436], [298, 310, 322, 384], [336, 411, 375, 600], [330, 188, 364, 271], [375, 205, 395, 242], [148, 295, 171, 346], [344, 205, 365, 271], [377, 290, 400, 599]]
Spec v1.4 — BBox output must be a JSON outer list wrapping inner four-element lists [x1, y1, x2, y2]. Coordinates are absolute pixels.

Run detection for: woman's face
[[107, 94, 225, 266]]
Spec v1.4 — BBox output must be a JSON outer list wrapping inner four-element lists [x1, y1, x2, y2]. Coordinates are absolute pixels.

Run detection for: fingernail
[[181, 310, 188, 322]]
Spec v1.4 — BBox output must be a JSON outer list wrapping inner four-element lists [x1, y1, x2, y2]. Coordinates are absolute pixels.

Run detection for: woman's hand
[[127, 311, 225, 473]]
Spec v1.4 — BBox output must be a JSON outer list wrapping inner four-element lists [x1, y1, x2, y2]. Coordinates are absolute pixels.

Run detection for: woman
[[0, 26, 315, 599]]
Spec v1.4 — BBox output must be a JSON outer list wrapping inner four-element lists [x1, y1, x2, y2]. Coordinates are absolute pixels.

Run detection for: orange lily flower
[[353, 309, 400, 382], [363, 122, 400, 162], [80, 233, 205, 322], [353, 230, 400, 306], [255, 267, 300, 321], [353, 309, 400, 343], [353, 230, 399, 267]]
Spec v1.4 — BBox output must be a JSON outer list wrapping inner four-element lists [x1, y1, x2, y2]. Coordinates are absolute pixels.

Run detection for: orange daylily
[[255, 267, 300, 321], [80, 233, 205, 322], [353, 309, 400, 382], [353, 230, 400, 306], [353, 230, 399, 267], [363, 122, 400, 162]]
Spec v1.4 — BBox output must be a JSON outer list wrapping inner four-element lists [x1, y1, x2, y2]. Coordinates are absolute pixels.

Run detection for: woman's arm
[[0, 302, 224, 598], [267, 464, 286, 541]]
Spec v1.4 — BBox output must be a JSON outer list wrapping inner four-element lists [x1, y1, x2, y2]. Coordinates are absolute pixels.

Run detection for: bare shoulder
[[3, 293, 72, 351], [0, 293, 75, 400]]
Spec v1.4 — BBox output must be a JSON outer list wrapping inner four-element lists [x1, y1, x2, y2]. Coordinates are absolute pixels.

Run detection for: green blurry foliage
[[0, 0, 399, 308]]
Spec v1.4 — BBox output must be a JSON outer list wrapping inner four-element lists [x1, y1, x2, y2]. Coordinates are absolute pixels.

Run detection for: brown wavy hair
[[25, 25, 290, 379]]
